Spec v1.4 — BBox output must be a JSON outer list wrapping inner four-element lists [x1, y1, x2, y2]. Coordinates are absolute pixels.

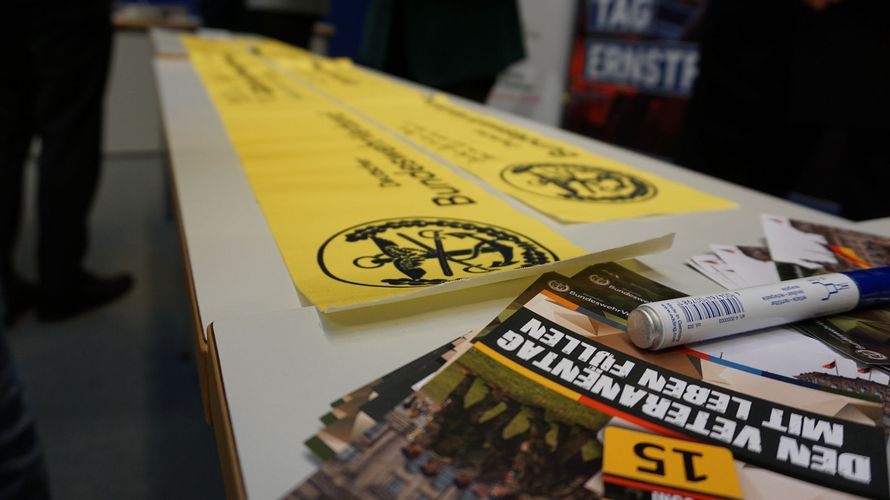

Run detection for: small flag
[[828, 244, 869, 269], [823, 360, 837, 369]]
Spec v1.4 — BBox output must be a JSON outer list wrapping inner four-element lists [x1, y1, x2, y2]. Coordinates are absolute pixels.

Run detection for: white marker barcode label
[[638, 273, 861, 350], [679, 294, 744, 322]]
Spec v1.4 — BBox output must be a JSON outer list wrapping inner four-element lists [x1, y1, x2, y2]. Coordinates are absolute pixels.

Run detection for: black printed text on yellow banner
[[183, 37, 598, 311], [250, 39, 736, 224]]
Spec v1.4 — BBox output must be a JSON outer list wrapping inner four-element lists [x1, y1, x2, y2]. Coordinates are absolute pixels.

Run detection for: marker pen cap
[[843, 266, 890, 308]]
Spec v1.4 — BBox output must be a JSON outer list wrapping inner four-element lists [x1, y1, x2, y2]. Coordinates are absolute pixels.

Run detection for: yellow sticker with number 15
[[603, 426, 743, 499]]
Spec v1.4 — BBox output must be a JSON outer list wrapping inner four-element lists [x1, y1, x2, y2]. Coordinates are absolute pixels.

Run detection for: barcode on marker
[[680, 295, 744, 322]]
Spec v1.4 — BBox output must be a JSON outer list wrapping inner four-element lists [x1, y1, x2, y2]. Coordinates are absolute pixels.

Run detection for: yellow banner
[[249, 40, 736, 224], [603, 426, 743, 499], [183, 37, 601, 311]]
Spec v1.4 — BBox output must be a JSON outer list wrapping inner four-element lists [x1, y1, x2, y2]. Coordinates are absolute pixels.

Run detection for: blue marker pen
[[627, 266, 890, 350]]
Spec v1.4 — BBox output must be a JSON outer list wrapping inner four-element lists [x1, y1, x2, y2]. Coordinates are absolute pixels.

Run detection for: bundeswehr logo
[[588, 273, 611, 287], [501, 163, 656, 202], [318, 218, 558, 288]]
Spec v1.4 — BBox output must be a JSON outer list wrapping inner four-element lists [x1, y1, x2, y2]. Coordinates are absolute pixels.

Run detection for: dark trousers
[[0, 6, 112, 296], [246, 10, 317, 49], [0, 280, 50, 500]]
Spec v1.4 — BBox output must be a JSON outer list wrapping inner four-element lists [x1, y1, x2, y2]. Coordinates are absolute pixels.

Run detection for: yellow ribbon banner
[[184, 37, 602, 311], [249, 40, 736, 224]]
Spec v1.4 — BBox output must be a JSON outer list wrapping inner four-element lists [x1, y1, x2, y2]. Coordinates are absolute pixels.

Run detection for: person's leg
[[247, 10, 317, 49], [0, 280, 51, 500], [841, 128, 890, 220], [200, 0, 247, 31], [0, 9, 37, 325], [32, 9, 110, 292], [0, 95, 31, 284], [31, 7, 132, 320], [436, 77, 497, 104]]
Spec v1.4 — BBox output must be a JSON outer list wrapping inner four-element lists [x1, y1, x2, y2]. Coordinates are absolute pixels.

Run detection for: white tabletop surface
[[155, 56, 304, 336], [152, 30, 883, 499]]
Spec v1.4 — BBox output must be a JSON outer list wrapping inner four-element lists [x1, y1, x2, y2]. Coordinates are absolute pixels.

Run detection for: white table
[[151, 29, 875, 500], [153, 31, 305, 409]]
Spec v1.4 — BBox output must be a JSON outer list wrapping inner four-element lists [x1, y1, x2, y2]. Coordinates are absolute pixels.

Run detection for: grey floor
[[6, 154, 225, 499]]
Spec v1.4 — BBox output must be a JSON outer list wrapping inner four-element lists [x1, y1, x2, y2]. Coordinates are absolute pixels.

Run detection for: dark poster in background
[[562, 0, 702, 160]]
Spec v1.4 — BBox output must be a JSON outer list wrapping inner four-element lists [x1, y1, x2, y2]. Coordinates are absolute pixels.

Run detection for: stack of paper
[[289, 262, 888, 499]]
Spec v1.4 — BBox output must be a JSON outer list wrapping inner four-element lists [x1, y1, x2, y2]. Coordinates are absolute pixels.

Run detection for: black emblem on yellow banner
[[318, 218, 558, 287], [501, 163, 656, 202]]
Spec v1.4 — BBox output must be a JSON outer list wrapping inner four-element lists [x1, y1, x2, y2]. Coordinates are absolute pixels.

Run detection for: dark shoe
[[37, 273, 134, 322], [2, 275, 38, 327]]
